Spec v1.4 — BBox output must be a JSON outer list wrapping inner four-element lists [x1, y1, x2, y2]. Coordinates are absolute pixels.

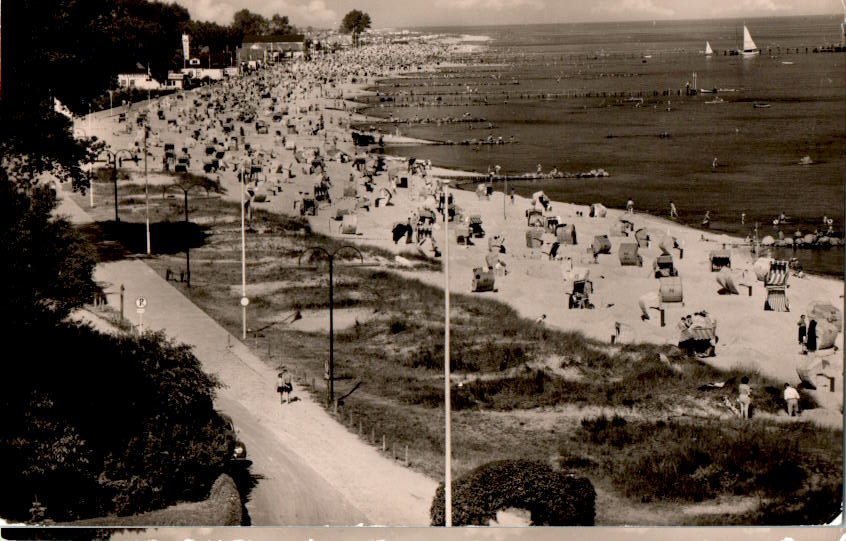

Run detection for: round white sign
[[240, 297, 250, 307], [135, 296, 147, 309]]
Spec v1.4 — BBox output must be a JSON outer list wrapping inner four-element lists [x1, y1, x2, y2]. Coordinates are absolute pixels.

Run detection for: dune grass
[[81, 187, 842, 524]]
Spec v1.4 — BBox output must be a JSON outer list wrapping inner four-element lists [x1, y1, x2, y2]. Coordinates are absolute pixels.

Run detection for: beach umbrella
[[803, 233, 816, 245], [760, 235, 775, 246], [783, 237, 794, 246]]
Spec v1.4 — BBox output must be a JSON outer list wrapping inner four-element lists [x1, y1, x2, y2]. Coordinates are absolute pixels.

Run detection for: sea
[[356, 15, 846, 277]]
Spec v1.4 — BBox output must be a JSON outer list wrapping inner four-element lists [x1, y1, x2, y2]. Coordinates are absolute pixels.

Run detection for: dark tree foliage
[[0, 101, 91, 192], [0, 108, 232, 522], [0, 5, 236, 522], [0, 326, 229, 521], [340, 9, 372, 36], [269, 14, 295, 35], [183, 20, 241, 67], [2, 2, 298, 115], [229, 9, 300, 41], [6, 0, 191, 114], [430, 460, 596, 526], [0, 167, 98, 326], [231, 9, 269, 39]]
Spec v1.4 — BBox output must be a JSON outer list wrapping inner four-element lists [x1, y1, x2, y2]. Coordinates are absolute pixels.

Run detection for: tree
[[268, 14, 294, 35], [231, 8, 268, 39], [6, 0, 190, 115], [340, 9, 371, 45], [0, 3, 240, 523]]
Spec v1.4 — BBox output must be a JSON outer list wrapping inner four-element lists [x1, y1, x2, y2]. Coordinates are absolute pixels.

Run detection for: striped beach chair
[[764, 260, 790, 312]]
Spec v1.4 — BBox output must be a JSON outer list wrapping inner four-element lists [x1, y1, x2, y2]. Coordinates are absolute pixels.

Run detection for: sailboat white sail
[[705, 41, 713, 55], [741, 25, 759, 56]]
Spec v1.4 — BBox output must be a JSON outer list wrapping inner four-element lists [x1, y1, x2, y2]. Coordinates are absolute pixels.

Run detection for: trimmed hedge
[[63, 474, 242, 526], [430, 460, 595, 526]]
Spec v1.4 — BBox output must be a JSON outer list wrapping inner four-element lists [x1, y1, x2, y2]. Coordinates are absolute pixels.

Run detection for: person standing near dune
[[738, 376, 752, 419], [783, 383, 800, 417]]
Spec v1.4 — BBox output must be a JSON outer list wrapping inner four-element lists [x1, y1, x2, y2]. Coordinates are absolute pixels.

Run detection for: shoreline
[[349, 63, 844, 280], [74, 44, 844, 525], [82, 49, 844, 416]]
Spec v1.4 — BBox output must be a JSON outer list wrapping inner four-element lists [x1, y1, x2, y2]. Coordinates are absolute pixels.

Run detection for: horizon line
[[383, 11, 842, 31]]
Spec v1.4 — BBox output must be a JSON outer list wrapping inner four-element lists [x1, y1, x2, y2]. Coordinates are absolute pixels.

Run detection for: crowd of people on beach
[[91, 35, 843, 429]]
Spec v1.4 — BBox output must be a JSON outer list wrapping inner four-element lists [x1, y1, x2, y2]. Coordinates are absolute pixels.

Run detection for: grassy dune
[[75, 188, 843, 525]]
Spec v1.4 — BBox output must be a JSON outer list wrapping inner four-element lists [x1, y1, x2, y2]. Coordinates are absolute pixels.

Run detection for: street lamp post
[[298, 245, 364, 407], [241, 160, 248, 340], [165, 177, 211, 288], [144, 124, 150, 255], [443, 180, 453, 527], [97, 148, 138, 222], [497, 165, 505, 222], [89, 163, 95, 208]]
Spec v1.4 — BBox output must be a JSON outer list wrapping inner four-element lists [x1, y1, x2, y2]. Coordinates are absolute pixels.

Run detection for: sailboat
[[738, 25, 759, 57], [704, 41, 714, 55]]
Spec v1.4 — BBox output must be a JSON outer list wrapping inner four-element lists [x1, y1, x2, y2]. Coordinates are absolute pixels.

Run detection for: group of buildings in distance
[[117, 31, 356, 92]]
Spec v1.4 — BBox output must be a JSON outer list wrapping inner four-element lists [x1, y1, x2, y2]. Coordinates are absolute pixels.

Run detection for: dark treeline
[[0, 1, 276, 524], [2, 1, 300, 115]]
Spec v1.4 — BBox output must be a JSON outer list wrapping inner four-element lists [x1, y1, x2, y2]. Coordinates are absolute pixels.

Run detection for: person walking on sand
[[805, 319, 818, 355], [702, 210, 711, 228], [277, 367, 293, 405], [626, 197, 634, 214], [669, 200, 678, 219], [783, 383, 800, 417], [797, 315, 807, 351], [738, 376, 752, 419]]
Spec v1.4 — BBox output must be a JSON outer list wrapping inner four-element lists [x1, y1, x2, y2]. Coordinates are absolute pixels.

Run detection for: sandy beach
[[73, 39, 843, 525], [79, 41, 844, 420]]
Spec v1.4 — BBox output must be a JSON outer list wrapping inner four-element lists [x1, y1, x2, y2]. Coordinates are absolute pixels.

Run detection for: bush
[[0, 323, 230, 522], [389, 319, 407, 334], [599, 419, 811, 503], [430, 460, 595, 526], [580, 414, 634, 448]]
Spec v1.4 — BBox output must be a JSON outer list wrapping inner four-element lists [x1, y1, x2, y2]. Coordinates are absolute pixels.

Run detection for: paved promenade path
[[55, 186, 437, 526]]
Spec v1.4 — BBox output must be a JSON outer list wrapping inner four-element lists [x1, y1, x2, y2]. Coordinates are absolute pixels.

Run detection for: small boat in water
[[700, 88, 717, 94], [705, 96, 725, 104], [753, 102, 771, 108], [704, 41, 714, 55], [737, 25, 760, 57]]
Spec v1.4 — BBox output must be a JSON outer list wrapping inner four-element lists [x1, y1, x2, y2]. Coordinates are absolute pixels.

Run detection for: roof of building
[[242, 34, 305, 44]]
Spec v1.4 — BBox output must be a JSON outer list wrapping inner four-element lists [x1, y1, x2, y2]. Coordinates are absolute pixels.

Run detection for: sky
[[171, 0, 844, 29]]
